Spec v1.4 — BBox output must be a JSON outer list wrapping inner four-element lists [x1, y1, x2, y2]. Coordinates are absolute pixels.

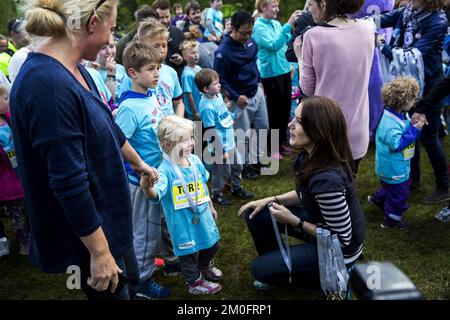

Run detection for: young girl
[[140, 115, 223, 295], [0, 84, 30, 257]]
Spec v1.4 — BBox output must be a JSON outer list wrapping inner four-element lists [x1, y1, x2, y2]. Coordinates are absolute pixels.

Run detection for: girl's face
[[183, 47, 200, 65], [97, 34, 116, 67], [261, 0, 280, 20], [173, 134, 195, 160], [288, 103, 314, 152], [0, 92, 9, 115], [309, 0, 326, 23]]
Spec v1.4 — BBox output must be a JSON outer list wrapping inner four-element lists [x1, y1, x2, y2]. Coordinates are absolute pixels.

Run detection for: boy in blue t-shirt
[[114, 41, 173, 299], [180, 40, 202, 120], [204, 0, 224, 43], [369, 77, 425, 230], [195, 69, 253, 206]]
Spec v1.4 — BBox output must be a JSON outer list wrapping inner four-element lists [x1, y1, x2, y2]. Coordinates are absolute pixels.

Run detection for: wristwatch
[[296, 219, 304, 231]]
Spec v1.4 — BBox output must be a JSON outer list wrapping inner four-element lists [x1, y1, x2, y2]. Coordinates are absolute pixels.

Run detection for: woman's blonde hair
[[158, 115, 194, 154], [382, 77, 420, 110], [255, 0, 277, 13], [25, 0, 117, 39]]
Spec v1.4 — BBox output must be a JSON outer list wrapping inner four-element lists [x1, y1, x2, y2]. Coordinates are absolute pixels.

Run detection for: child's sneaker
[[253, 280, 275, 290], [136, 279, 171, 299], [231, 187, 254, 200], [163, 261, 181, 277], [188, 275, 222, 295], [200, 262, 223, 281], [367, 195, 384, 212], [0, 237, 10, 258], [435, 207, 450, 222], [211, 193, 232, 207], [380, 218, 409, 230]]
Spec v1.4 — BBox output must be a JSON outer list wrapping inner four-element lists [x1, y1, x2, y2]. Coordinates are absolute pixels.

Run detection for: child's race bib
[[218, 111, 234, 128], [172, 179, 210, 210], [403, 143, 415, 160], [5, 148, 18, 168]]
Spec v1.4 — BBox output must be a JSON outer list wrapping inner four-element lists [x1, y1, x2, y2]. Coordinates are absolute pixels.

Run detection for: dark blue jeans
[[245, 206, 320, 289], [411, 80, 449, 190], [80, 246, 139, 300]]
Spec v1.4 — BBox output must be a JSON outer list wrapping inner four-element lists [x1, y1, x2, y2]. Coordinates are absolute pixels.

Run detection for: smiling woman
[[8, 0, 160, 300]]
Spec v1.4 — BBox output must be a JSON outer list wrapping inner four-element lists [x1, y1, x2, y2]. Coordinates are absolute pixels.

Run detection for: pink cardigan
[[300, 20, 375, 159]]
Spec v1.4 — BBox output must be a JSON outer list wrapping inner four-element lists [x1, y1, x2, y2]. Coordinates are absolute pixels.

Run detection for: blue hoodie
[[214, 34, 260, 101]]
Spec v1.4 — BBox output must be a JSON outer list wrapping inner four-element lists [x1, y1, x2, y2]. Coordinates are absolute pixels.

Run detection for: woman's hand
[[269, 202, 298, 225], [88, 250, 122, 293], [238, 198, 272, 219], [294, 36, 303, 60], [288, 10, 303, 27], [133, 162, 159, 187], [412, 112, 428, 126]]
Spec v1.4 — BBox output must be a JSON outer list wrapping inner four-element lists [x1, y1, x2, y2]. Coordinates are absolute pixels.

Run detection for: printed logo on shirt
[[172, 179, 210, 210], [178, 240, 196, 250]]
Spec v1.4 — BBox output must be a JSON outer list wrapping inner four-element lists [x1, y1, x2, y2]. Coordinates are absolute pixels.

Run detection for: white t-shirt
[[8, 47, 31, 84], [0, 70, 11, 92]]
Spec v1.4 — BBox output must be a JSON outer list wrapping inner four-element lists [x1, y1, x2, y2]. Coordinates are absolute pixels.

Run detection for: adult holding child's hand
[[9, 0, 156, 300]]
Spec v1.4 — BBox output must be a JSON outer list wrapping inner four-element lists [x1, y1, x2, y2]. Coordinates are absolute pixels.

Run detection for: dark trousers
[[245, 206, 320, 289], [80, 246, 139, 300], [178, 241, 220, 284], [411, 80, 449, 190], [372, 180, 410, 221], [262, 72, 292, 152]]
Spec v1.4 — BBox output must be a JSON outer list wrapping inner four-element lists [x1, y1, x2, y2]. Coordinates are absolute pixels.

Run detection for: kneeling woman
[[238, 96, 365, 289]]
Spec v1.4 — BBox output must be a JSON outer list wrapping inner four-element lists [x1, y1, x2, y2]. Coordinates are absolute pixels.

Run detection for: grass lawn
[[1, 143, 450, 300]]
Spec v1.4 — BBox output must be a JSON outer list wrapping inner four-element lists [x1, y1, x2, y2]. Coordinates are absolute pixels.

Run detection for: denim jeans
[[80, 246, 139, 300], [411, 79, 449, 190], [245, 206, 321, 289]]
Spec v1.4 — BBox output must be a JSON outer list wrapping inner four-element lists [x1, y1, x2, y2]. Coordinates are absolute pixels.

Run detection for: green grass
[[1, 143, 450, 300]]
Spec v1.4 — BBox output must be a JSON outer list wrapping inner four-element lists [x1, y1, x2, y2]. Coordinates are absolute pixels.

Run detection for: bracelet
[[296, 219, 304, 231], [274, 195, 280, 204]]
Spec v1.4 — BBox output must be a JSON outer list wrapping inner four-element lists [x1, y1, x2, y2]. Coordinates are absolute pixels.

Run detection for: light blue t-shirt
[[87, 67, 112, 105], [115, 91, 164, 183], [204, 8, 223, 38], [181, 65, 202, 119], [153, 154, 220, 256], [118, 64, 183, 116], [99, 64, 127, 102], [198, 94, 235, 153]]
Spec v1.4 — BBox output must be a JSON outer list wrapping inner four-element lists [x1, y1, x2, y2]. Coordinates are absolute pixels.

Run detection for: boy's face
[[131, 63, 161, 90], [205, 78, 221, 95], [143, 35, 168, 60], [0, 92, 9, 115], [183, 47, 199, 65], [211, 0, 223, 10]]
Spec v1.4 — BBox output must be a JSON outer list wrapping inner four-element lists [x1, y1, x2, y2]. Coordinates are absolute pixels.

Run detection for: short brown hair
[[195, 69, 219, 93], [382, 77, 420, 110], [122, 41, 164, 73], [138, 20, 169, 42], [153, 0, 171, 11], [135, 5, 159, 23], [312, 0, 364, 20]]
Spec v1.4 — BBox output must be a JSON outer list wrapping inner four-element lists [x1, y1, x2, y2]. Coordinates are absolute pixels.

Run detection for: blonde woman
[[9, 0, 158, 299]]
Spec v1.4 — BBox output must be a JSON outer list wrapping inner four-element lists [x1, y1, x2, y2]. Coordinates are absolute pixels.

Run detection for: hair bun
[[25, 0, 67, 38]]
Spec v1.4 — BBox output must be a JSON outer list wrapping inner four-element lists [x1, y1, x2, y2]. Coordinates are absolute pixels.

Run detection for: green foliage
[[0, 0, 18, 36]]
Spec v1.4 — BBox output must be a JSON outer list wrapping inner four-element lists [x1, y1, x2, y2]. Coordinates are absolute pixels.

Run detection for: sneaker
[[231, 187, 254, 200], [421, 189, 450, 205], [0, 237, 10, 259], [188, 275, 222, 295], [367, 195, 384, 212], [211, 193, 232, 207], [200, 261, 223, 281], [380, 218, 409, 230], [435, 207, 450, 222], [253, 280, 275, 290], [163, 261, 181, 277], [136, 279, 171, 299]]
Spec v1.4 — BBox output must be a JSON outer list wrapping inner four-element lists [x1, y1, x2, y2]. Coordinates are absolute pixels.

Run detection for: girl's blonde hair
[[158, 115, 194, 154], [382, 77, 420, 110], [25, 0, 117, 39]]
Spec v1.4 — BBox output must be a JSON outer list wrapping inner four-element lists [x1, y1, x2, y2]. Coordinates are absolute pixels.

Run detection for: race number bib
[[172, 179, 210, 210], [219, 111, 234, 128], [6, 149, 18, 168], [403, 143, 415, 160]]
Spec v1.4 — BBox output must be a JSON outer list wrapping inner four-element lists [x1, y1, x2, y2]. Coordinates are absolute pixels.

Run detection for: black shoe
[[421, 189, 450, 205], [242, 166, 259, 180], [367, 195, 384, 212], [231, 187, 254, 200], [380, 218, 409, 231], [211, 193, 232, 206]]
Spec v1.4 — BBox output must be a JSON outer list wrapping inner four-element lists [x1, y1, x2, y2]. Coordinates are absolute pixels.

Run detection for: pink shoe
[[188, 275, 222, 295], [200, 264, 223, 281]]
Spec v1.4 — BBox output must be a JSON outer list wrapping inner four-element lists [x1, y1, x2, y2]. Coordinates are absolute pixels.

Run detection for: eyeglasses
[[237, 30, 252, 37]]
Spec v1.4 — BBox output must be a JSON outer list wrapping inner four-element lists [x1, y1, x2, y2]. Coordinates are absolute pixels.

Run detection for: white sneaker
[[188, 275, 222, 295], [436, 207, 450, 222], [0, 237, 10, 258]]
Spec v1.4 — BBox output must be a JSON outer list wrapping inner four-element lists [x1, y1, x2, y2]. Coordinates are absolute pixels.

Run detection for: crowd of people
[[1, 0, 450, 300]]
